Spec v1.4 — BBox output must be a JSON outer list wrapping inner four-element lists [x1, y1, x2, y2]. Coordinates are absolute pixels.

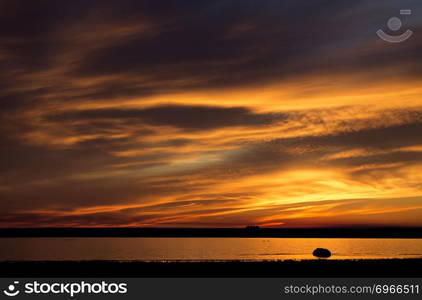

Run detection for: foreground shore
[[1, 259, 422, 277]]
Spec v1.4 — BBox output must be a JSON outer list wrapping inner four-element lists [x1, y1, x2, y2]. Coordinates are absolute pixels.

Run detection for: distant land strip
[[1, 227, 422, 238]]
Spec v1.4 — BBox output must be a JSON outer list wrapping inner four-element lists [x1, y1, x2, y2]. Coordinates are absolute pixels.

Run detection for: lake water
[[1, 238, 422, 261]]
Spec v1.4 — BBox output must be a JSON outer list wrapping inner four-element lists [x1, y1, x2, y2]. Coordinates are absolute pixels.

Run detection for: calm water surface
[[1, 238, 422, 261]]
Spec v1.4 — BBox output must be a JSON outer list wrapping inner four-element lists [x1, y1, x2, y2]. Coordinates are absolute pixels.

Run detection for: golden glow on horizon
[[3, 74, 422, 227]]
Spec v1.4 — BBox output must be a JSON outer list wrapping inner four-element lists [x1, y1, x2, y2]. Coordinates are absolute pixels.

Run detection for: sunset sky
[[1, 0, 422, 227]]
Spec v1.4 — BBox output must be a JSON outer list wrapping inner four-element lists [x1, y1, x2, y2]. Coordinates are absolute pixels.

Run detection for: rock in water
[[313, 248, 332, 258]]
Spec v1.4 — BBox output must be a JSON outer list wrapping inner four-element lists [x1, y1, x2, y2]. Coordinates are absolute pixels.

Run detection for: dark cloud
[[0, 211, 163, 227], [46, 105, 283, 130], [3, 0, 421, 108], [65, 0, 422, 97], [332, 151, 422, 168], [207, 115, 422, 179], [290, 121, 422, 150]]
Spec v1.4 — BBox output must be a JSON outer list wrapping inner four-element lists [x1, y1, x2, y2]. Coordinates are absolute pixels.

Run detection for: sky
[[1, 0, 422, 228]]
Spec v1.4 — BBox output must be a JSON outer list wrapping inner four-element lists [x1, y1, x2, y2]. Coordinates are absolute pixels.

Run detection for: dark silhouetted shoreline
[[1, 259, 422, 277]]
